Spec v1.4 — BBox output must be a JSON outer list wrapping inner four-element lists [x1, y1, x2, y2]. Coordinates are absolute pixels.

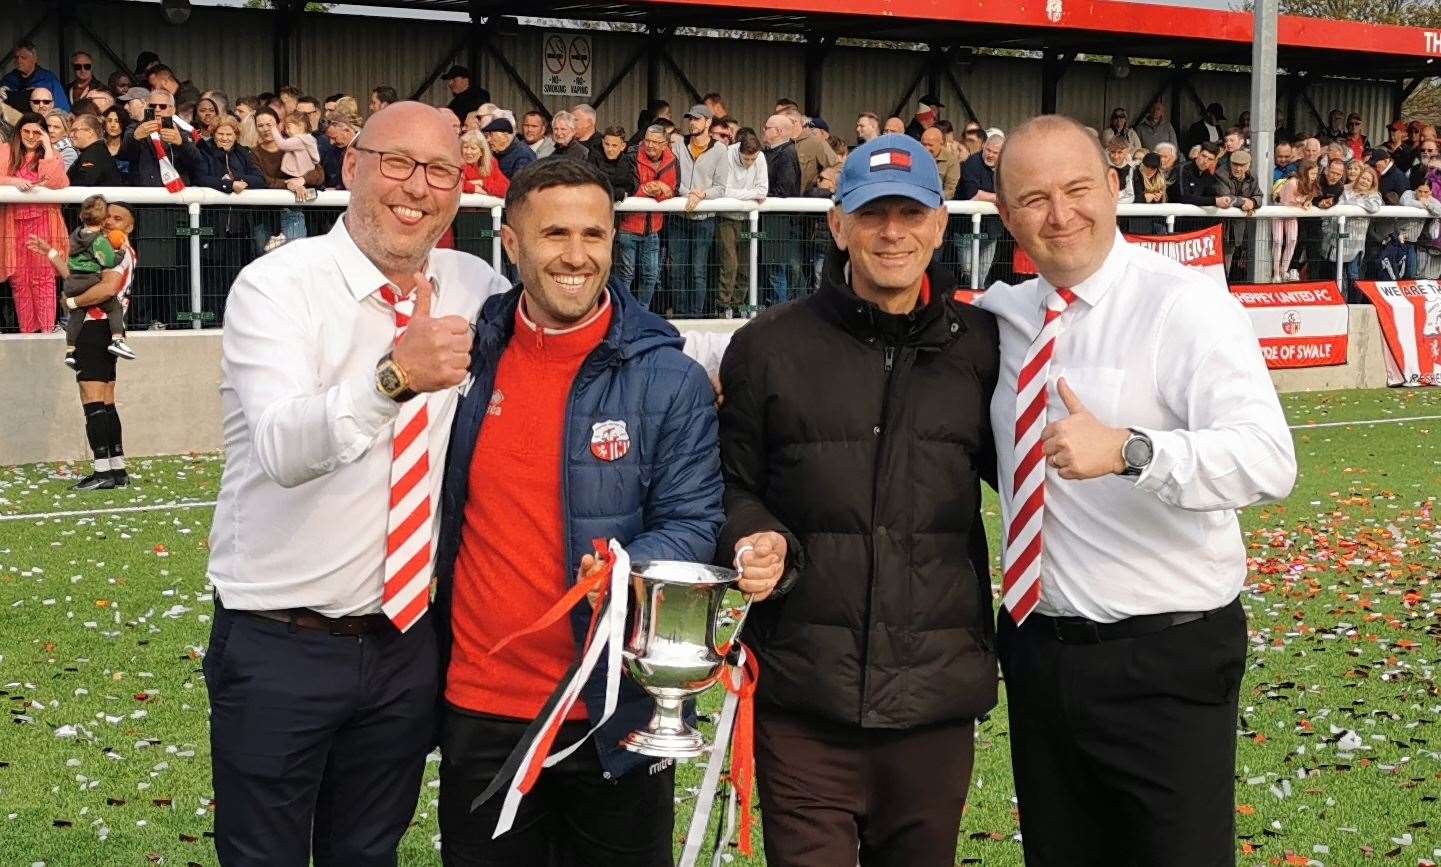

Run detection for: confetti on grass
[[0, 392, 1438, 865]]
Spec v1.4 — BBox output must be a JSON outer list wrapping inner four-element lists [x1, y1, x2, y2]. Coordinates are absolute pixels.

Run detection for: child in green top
[[62, 195, 135, 368]]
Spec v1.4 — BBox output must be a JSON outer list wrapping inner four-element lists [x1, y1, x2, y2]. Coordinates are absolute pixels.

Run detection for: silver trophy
[[621, 559, 751, 759]]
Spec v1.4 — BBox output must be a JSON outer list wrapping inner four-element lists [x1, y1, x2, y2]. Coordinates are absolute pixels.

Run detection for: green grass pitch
[[0, 387, 1437, 866]]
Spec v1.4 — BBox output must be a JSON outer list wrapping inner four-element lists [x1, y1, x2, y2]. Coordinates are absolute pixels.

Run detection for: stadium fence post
[[188, 202, 203, 330]]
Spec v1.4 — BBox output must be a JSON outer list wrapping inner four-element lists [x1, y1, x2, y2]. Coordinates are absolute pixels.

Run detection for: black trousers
[[997, 598, 1248, 867], [204, 600, 438, 867], [439, 708, 675, 866], [754, 704, 976, 867]]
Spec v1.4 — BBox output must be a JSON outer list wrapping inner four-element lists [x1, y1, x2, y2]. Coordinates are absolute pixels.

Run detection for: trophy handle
[[713, 544, 755, 656]]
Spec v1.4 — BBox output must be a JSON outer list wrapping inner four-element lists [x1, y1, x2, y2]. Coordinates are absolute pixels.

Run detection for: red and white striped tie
[[378, 284, 433, 632], [1001, 287, 1076, 625]]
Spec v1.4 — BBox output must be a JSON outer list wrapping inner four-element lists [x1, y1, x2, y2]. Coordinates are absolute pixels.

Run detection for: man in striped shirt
[[27, 202, 137, 490]]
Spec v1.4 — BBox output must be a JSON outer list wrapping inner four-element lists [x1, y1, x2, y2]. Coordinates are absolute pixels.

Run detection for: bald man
[[920, 127, 960, 198], [979, 115, 1295, 865], [205, 102, 512, 865]]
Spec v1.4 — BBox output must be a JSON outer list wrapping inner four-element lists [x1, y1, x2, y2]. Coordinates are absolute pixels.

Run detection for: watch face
[[378, 366, 401, 394], [1124, 436, 1153, 468]]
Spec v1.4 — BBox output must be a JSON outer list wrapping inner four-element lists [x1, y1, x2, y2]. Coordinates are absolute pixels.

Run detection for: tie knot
[[377, 284, 409, 308], [1046, 287, 1076, 312]]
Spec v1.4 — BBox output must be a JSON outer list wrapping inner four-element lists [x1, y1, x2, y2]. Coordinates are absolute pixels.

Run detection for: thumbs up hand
[[390, 273, 473, 394], [1039, 377, 1130, 480]]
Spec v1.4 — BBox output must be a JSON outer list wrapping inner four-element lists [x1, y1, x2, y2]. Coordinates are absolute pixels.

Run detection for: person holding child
[[56, 194, 136, 368]]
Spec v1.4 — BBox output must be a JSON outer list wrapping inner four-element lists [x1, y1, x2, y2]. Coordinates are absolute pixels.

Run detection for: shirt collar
[[328, 215, 435, 302], [1035, 229, 1128, 309], [517, 286, 612, 336]]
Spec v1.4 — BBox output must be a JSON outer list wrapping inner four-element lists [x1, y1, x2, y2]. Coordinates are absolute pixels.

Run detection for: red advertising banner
[[1012, 225, 1228, 290], [1355, 280, 1441, 386], [1229, 282, 1349, 369]]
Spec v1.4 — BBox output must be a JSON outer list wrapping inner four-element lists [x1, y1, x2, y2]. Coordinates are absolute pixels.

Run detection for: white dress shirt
[[978, 232, 1296, 622], [208, 217, 512, 617]]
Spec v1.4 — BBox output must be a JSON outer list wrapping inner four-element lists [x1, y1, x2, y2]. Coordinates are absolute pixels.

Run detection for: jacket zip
[[860, 340, 898, 723]]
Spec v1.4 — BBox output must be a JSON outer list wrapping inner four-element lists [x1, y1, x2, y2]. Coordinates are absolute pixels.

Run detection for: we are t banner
[[1230, 282, 1349, 369], [1012, 225, 1227, 289], [1355, 280, 1441, 386]]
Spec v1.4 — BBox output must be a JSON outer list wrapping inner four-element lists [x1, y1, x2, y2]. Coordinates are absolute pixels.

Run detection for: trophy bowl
[[622, 559, 749, 759]]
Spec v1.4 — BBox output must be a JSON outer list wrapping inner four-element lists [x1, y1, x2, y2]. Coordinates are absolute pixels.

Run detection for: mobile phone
[[144, 107, 155, 123]]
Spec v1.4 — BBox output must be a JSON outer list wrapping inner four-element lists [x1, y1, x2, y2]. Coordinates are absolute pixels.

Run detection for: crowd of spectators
[[1, 37, 1438, 329]]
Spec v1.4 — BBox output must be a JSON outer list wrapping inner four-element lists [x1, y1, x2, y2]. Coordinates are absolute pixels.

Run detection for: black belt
[[240, 607, 396, 636], [1030, 607, 1216, 645]]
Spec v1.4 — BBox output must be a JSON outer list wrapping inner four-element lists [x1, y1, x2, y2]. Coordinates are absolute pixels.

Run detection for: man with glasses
[[68, 52, 97, 107], [205, 101, 512, 866], [2, 40, 70, 114], [119, 89, 207, 327], [119, 89, 205, 188], [1344, 113, 1371, 162], [28, 87, 57, 113]]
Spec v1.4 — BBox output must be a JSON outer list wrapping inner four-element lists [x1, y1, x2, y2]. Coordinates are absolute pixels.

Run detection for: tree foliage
[[242, 0, 333, 11]]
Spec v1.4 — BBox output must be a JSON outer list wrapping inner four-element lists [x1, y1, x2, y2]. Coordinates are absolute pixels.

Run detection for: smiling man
[[978, 114, 1295, 866], [432, 157, 723, 865], [204, 102, 512, 865], [716, 133, 1000, 865]]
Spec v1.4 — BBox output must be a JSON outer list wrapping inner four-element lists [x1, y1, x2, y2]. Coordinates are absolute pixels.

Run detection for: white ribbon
[[679, 646, 746, 867]]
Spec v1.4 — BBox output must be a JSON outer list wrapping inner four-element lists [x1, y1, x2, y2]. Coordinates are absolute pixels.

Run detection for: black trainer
[[109, 469, 131, 487], [63, 353, 78, 370], [72, 473, 117, 491]]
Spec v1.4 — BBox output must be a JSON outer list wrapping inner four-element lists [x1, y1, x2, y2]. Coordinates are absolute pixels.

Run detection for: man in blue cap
[[716, 134, 1001, 865]]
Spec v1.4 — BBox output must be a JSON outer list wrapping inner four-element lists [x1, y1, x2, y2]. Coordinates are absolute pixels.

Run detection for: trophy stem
[[621, 696, 704, 759]]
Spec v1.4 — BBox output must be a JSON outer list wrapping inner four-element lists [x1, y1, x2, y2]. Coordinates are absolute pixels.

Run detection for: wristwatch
[[375, 353, 417, 403], [1120, 428, 1153, 477]]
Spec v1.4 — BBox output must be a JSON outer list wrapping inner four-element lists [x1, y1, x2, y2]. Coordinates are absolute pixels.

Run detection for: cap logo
[[870, 149, 913, 172]]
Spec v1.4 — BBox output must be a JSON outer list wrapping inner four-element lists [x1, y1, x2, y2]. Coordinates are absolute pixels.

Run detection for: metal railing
[[1, 186, 1433, 332]]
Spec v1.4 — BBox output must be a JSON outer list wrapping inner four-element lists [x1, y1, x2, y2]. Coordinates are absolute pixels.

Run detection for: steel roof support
[[592, 35, 650, 111], [1040, 50, 1074, 115], [483, 37, 550, 116], [803, 36, 832, 119], [0, 7, 55, 70], [939, 44, 980, 125], [412, 30, 470, 100], [660, 45, 702, 107], [645, 27, 668, 109], [272, 0, 300, 92]]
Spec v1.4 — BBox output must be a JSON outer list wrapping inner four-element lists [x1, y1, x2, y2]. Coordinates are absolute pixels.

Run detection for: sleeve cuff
[[339, 371, 402, 444], [1130, 425, 1183, 493]]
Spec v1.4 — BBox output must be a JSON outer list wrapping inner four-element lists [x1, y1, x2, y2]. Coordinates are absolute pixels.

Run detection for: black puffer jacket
[[718, 250, 1000, 729]]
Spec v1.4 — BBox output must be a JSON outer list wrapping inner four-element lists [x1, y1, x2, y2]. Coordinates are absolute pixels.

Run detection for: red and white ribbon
[[170, 114, 204, 144], [474, 538, 629, 838], [148, 132, 184, 193], [679, 644, 758, 867]]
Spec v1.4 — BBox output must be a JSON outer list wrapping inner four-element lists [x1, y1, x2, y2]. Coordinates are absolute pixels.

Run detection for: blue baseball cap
[[835, 133, 943, 213]]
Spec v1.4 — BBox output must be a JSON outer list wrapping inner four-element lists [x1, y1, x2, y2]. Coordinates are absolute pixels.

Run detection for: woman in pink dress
[[1, 112, 71, 332]]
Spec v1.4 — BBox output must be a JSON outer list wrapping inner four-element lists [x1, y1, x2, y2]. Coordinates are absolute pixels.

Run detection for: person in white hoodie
[[669, 103, 727, 316], [717, 128, 768, 315]]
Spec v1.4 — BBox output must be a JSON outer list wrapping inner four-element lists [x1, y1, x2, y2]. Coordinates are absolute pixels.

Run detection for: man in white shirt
[[204, 101, 512, 865], [978, 114, 1296, 865]]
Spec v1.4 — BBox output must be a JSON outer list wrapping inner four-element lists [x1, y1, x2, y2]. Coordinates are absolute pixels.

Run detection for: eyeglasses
[[353, 145, 461, 189], [149, 103, 170, 110], [31, 98, 53, 106], [73, 63, 91, 71]]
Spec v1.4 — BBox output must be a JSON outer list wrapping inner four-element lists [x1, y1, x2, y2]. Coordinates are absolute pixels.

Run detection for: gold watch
[[375, 353, 418, 403]]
